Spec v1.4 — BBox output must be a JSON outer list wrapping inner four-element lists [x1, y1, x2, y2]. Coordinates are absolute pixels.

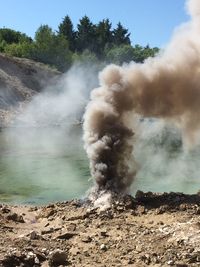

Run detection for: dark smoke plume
[[83, 0, 200, 197]]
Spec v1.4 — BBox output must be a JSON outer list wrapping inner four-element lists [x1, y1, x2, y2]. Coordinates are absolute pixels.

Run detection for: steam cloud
[[83, 0, 200, 196]]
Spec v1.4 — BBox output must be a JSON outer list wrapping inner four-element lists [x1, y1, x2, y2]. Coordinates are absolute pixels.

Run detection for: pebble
[[100, 244, 107, 251]]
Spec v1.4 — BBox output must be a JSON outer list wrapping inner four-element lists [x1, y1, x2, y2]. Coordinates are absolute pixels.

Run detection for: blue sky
[[0, 0, 189, 48]]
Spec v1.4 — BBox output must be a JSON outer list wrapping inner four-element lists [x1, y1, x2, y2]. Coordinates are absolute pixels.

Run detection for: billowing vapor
[[1, 63, 100, 204], [83, 0, 200, 196]]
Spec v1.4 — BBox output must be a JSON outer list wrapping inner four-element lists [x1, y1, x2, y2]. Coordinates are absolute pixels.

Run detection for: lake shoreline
[[0, 191, 200, 266]]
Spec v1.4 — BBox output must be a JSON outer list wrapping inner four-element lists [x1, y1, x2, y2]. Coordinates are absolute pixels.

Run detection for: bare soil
[[0, 191, 200, 267]]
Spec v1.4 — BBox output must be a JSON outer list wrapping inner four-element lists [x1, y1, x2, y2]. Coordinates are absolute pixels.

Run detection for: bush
[[4, 42, 35, 58], [72, 50, 99, 65], [105, 45, 135, 64]]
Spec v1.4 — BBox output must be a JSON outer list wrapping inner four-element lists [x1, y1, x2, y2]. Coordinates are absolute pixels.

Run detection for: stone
[[81, 236, 92, 243], [29, 231, 40, 240], [136, 205, 145, 214], [100, 230, 108, 237], [34, 251, 46, 261], [100, 244, 107, 251], [67, 223, 76, 232], [49, 249, 68, 266], [6, 212, 24, 223], [54, 231, 77, 240]]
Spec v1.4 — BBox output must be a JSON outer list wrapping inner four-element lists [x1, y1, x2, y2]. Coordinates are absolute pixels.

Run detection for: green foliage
[[105, 44, 159, 65], [132, 44, 159, 63], [105, 45, 134, 64], [72, 49, 98, 65], [0, 16, 160, 72], [95, 19, 113, 56], [58, 15, 76, 51], [0, 28, 31, 44], [4, 42, 34, 58], [76, 16, 96, 53], [113, 22, 131, 46], [33, 25, 72, 71], [0, 40, 7, 52]]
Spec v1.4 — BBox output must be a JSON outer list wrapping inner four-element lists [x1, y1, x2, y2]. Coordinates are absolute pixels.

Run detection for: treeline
[[0, 16, 159, 72]]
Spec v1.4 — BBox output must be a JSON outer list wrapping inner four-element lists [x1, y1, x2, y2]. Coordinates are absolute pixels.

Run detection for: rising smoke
[[83, 0, 200, 197]]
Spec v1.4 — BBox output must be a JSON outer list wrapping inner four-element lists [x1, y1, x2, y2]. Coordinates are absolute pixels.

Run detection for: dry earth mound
[[0, 54, 60, 127]]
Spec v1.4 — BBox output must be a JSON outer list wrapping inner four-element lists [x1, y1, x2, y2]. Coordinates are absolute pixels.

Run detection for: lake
[[0, 122, 199, 205]]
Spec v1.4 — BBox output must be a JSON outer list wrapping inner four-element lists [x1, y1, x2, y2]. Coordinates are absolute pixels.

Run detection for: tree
[[58, 15, 76, 51], [33, 25, 72, 71], [34, 25, 54, 47], [0, 28, 32, 44], [113, 22, 131, 46], [95, 19, 113, 56], [132, 44, 159, 63], [76, 16, 96, 53]]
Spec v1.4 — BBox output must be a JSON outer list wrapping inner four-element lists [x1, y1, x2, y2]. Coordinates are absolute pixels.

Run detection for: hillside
[[0, 54, 60, 127]]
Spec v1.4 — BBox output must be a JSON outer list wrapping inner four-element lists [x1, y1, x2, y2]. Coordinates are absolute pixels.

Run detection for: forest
[[0, 15, 159, 72]]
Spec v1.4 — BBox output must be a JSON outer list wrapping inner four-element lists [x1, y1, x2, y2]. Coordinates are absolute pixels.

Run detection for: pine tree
[[58, 15, 76, 51], [76, 16, 96, 53], [113, 22, 131, 46], [96, 19, 113, 56]]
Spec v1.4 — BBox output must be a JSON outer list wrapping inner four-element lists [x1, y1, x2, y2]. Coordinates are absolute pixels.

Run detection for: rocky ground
[[0, 191, 200, 267]]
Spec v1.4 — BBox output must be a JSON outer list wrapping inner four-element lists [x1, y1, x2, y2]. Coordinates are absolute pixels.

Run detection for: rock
[[35, 256, 40, 264], [41, 261, 50, 267], [1, 251, 36, 267], [1, 254, 21, 266], [156, 205, 168, 214], [34, 250, 46, 261], [67, 223, 76, 232], [29, 230, 40, 240], [100, 244, 107, 251], [6, 212, 24, 223], [135, 190, 145, 199], [46, 209, 55, 218], [179, 204, 187, 211], [195, 207, 200, 215], [136, 205, 145, 215], [27, 251, 35, 259], [100, 230, 108, 237], [81, 236, 92, 243], [54, 231, 77, 240], [176, 263, 188, 267], [48, 249, 68, 266], [167, 260, 174, 265], [1, 207, 10, 213], [135, 245, 142, 253], [41, 228, 55, 235]]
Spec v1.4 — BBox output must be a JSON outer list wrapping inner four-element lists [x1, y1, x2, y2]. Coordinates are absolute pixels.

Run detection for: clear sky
[[0, 0, 189, 48]]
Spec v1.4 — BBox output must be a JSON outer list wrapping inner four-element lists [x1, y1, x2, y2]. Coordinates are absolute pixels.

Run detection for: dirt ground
[[0, 191, 200, 267]]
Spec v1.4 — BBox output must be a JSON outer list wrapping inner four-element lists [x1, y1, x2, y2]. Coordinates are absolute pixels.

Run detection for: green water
[[0, 123, 200, 205], [0, 126, 91, 204]]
